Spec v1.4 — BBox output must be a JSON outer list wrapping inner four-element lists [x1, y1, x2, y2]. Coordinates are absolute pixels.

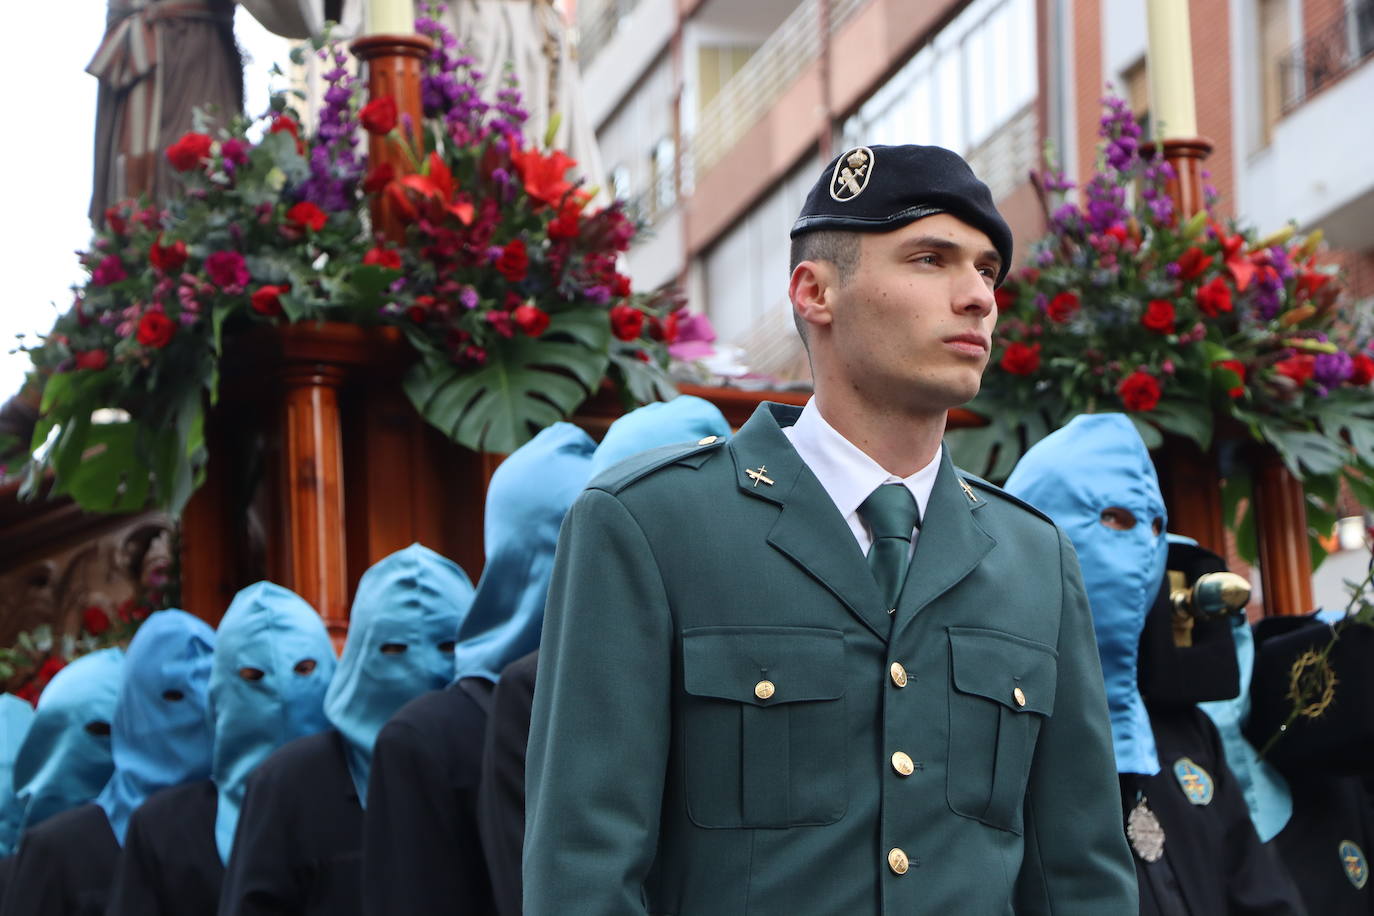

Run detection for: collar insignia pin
[[746, 466, 774, 488], [958, 478, 977, 502]]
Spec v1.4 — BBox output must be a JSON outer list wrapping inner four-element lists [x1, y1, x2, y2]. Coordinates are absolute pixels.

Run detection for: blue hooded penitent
[[0, 694, 36, 855], [1005, 413, 1167, 775], [210, 582, 337, 863], [588, 395, 731, 476], [95, 609, 216, 844], [452, 423, 596, 683], [324, 543, 476, 804], [12, 647, 125, 835]]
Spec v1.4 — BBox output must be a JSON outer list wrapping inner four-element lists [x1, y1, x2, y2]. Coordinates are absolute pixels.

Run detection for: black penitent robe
[[106, 779, 222, 916], [1130, 707, 1306, 916], [478, 650, 539, 916], [362, 679, 496, 916], [1274, 776, 1374, 916], [0, 803, 119, 916], [218, 730, 362, 916], [0, 856, 14, 909]]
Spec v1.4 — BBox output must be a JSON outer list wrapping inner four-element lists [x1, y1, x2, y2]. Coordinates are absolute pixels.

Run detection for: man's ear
[[789, 260, 835, 332]]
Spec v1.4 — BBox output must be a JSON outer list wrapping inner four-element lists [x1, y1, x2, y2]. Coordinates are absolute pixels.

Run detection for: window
[[650, 137, 676, 216], [1122, 58, 1152, 142], [1257, 0, 1290, 145]]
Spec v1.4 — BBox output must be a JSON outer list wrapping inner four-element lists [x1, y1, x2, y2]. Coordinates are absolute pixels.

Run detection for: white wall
[[582, 0, 677, 130]]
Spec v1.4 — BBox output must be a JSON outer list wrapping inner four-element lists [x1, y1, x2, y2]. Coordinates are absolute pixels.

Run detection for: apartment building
[[576, 0, 1374, 382]]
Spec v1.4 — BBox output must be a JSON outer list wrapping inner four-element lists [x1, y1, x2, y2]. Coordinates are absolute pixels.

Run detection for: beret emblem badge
[[829, 146, 874, 202]]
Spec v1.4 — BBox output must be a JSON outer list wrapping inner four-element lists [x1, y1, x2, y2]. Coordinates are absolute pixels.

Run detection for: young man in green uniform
[[524, 145, 1137, 914]]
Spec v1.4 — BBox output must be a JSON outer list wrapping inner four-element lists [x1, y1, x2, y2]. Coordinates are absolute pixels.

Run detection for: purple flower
[[459, 286, 479, 309], [1084, 174, 1129, 232], [1098, 92, 1141, 174], [297, 43, 364, 213], [584, 285, 611, 304]]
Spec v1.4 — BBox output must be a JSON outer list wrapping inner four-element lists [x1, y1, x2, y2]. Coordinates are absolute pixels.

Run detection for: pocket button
[[754, 679, 775, 700], [1013, 686, 1027, 708]]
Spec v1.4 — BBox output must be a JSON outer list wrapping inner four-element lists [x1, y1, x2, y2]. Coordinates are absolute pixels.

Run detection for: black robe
[[106, 778, 222, 916], [1273, 772, 1374, 914], [217, 730, 362, 916], [478, 650, 539, 916], [1129, 707, 1306, 916], [0, 856, 13, 910], [362, 679, 496, 916], [0, 803, 118, 916]]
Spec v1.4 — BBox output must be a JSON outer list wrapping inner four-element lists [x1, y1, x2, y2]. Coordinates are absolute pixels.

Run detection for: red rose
[[1196, 275, 1233, 317], [999, 341, 1041, 376], [513, 304, 551, 337], [82, 606, 111, 636], [363, 246, 402, 270], [1103, 224, 1130, 247], [612, 274, 633, 298], [166, 132, 214, 171], [485, 310, 516, 339], [251, 285, 288, 317], [149, 235, 188, 274], [35, 656, 66, 685], [75, 350, 109, 371], [662, 310, 681, 344], [1350, 353, 1374, 386], [993, 286, 1017, 309], [1046, 291, 1080, 323], [136, 311, 176, 349], [610, 303, 645, 341], [287, 201, 327, 232], [205, 250, 249, 288], [104, 205, 128, 236], [496, 239, 529, 283], [1174, 246, 1211, 281], [360, 96, 398, 135], [1117, 371, 1162, 412], [1141, 299, 1176, 333], [1275, 355, 1315, 386], [1212, 359, 1247, 398], [363, 162, 395, 194]]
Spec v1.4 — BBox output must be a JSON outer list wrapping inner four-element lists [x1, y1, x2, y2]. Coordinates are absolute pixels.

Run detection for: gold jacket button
[[889, 662, 908, 688], [754, 679, 775, 700], [891, 751, 915, 776], [1013, 686, 1027, 708], [887, 847, 909, 875], [697, 435, 719, 445]]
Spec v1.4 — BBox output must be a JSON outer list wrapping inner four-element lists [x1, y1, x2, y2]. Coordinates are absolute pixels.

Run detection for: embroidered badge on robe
[[1172, 757, 1214, 806], [1340, 840, 1369, 890]]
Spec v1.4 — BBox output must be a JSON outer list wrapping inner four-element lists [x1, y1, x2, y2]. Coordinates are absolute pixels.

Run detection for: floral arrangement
[[949, 93, 1374, 561], [15, 17, 680, 515], [0, 598, 157, 704]]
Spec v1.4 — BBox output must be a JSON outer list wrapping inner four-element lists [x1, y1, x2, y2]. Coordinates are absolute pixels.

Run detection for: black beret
[[790, 144, 1013, 284]]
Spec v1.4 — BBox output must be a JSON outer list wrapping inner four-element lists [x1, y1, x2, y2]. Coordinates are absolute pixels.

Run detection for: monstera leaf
[[404, 307, 611, 453]]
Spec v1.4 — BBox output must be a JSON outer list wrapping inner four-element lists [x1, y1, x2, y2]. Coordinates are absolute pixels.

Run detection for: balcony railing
[[1280, 0, 1374, 112], [576, 0, 644, 70]]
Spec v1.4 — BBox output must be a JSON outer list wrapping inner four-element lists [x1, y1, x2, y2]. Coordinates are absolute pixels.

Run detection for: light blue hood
[[324, 544, 475, 804], [1005, 413, 1167, 775], [12, 647, 125, 835], [452, 423, 596, 684], [210, 582, 337, 863], [0, 694, 36, 855], [588, 396, 731, 476], [96, 609, 216, 844], [1199, 616, 1292, 841]]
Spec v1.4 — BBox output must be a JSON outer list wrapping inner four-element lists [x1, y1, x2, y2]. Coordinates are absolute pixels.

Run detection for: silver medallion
[[1126, 798, 1165, 863]]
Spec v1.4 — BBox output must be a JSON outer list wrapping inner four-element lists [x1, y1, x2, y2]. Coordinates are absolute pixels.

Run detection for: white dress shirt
[[782, 399, 940, 556]]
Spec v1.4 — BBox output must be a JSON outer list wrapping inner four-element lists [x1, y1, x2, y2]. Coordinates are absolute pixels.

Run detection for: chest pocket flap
[[949, 626, 1057, 715], [682, 626, 845, 706]]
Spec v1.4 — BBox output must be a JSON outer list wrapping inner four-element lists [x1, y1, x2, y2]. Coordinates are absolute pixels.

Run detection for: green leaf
[[1234, 499, 1258, 564], [1268, 429, 1349, 477], [1145, 399, 1214, 450], [1129, 414, 1164, 450], [61, 423, 150, 512]]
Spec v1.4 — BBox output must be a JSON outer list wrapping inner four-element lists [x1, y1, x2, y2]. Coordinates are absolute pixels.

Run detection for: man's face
[[822, 213, 1000, 415]]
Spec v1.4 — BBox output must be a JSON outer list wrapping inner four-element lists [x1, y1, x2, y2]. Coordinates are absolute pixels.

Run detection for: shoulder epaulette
[[589, 435, 727, 494], [955, 469, 1056, 527]]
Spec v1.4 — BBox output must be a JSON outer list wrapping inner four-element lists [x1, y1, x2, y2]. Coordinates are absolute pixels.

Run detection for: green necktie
[[858, 483, 920, 612]]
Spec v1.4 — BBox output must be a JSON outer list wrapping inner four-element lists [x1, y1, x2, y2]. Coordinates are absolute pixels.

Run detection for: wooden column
[[280, 360, 350, 649], [1157, 435, 1227, 556], [1252, 448, 1314, 615]]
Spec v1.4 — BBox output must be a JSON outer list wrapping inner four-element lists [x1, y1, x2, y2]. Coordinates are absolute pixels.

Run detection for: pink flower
[[205, 251, 250, 289]]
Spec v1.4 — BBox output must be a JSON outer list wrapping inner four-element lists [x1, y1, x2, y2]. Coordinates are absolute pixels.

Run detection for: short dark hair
[[788, 230, 861, 344]]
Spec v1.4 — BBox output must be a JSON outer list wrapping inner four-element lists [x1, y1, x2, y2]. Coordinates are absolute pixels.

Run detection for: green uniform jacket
[[525, 403, 1137, 915]]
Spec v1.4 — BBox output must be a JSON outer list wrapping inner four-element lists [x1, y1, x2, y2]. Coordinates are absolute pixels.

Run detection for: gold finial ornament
[[830, 146, 874, 201]]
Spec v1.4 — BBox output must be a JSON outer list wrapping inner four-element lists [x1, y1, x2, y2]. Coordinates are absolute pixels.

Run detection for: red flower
[[1141, 299, 1176, 334], [999, 341, 1041, 376], [1196, 275, 1233, 317], [1350, 354, 1374, 386], [496, 239, 529, 283], [396, 152, 474, 224], [662, 310, 681, 344], [1118, 371, 1162, 412], [993, 286, 1017, 309], [205, 250, 250, 288], [35, 656, 66, 685], [82, 606, 111, 636], [287, 201, 327, 232], [1296, 271, 1331, 301], [92, 255, 126, 286], [485, 310, 516, 339], [363, 246, 402, 270], [136, 311, 176, 349], [1103, 224, 1131, 248], [513, 304, 551, 337], [1046, 291, 1080, 323], [547, 201, 581, 240], [1212, 359, 1247, 398], [220, 137, 250, 167], [1174, 246, 1211, 281], [510, 146, 578, 208], [104, 205, 128, 236], [166, 132, 214, 171], [360, 96, 398, 135], [610, 304, 645, 341], [251, 285, 288, 317], [269, 115, 305, 154], [75, 350, 109, 371], [612, 274, 633, 298], [363, 162, 395, 194], [149, 235, 188, 274], [1275, 354, 1315, 386]]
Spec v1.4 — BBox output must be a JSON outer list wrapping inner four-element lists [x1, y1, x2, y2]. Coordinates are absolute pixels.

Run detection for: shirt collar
[[784, 399, 941, 524]]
